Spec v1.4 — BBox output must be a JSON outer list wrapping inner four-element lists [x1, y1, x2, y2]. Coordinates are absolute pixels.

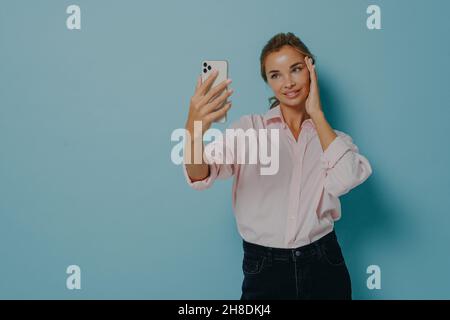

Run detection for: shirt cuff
[[182, 161, 218, 190], [320, 136, 352, 169]]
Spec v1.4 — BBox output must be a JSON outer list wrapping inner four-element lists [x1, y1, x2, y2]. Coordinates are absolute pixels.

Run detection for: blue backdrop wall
[[1, 0, 449, 299]]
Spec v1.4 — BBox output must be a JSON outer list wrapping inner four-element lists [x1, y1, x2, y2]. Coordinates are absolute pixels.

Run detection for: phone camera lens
[[203, 68, 207, 73], [203, 62, 207, 67], [207, 65, 211, 70]]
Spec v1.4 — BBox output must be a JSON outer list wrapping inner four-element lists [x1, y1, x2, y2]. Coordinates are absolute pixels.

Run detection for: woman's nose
[[284, 78, 295, 89]]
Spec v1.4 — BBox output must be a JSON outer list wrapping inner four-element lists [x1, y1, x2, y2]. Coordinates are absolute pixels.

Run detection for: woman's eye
[[293, 67, 302, 72], [271, 74, 279, 79]]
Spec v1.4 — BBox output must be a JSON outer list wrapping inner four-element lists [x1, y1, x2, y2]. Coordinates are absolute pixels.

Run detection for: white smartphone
[[201, 60, 229, 123]]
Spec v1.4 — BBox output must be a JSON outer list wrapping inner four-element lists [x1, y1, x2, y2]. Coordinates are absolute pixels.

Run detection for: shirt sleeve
[[320, 131, 373, 197], [182, 157, 235, 190], [182, 117, 243, 191]]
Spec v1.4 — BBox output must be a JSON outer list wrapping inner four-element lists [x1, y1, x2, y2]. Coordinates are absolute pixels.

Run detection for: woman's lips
[[284, 89, 300, 99]]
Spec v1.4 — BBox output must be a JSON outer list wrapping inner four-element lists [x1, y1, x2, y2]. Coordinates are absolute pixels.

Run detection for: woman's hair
[[260, 32, 316, 109]]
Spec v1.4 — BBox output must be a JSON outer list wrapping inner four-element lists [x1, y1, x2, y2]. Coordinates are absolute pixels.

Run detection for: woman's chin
[[280, 96, 306, 108]]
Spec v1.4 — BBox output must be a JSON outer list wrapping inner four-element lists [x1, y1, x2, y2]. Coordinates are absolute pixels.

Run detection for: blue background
[[1, 0, 449, 299]]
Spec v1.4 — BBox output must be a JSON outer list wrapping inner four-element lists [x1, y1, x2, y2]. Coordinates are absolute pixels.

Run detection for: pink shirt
[[183, 105, 372, 248]]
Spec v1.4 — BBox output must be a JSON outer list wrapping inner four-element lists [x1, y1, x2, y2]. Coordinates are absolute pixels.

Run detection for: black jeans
[[240, 230, 352, 300]]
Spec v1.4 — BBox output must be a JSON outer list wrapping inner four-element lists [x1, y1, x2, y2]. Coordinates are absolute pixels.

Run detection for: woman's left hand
[[304, 56, 323, 117]]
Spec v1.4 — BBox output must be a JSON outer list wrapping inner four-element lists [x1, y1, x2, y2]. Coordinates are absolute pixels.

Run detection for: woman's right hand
[[185, 70, 233, 138]]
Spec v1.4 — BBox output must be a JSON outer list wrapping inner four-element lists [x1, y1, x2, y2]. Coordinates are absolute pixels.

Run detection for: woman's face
[[265, 45, 311, 108]]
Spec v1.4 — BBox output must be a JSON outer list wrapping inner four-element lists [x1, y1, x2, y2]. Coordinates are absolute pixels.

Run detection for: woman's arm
[[182, 115, 247, 190], [182, 133, 237, 190], [184, 134, 210, 181], [183, 70, 233, 186], [303, 56, 337, 152], [309, 110, 337, 152], [304, 56, 372, 197], [320, 131, 372, 197]]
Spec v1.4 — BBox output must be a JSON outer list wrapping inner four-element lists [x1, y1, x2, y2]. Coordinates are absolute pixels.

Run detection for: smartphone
[[201, 60, 229, 123]]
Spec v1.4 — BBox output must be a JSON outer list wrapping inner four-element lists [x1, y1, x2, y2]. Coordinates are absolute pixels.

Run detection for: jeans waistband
[[242, 230, 337, 261]]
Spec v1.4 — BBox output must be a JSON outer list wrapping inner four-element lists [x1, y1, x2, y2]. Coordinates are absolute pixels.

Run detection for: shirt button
[[295, 251, 301, 256]]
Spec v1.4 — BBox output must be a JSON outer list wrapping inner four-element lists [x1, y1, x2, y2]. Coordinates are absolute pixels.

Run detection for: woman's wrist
[[309, 109, 325, 123], [185, 120, 205, 141]]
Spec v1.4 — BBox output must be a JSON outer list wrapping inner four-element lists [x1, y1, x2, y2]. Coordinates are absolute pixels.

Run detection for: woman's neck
[[279, 103, 310, 130]]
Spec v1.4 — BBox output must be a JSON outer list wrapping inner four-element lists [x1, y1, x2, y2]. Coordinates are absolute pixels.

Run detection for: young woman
[[183, 32, 372, 300]]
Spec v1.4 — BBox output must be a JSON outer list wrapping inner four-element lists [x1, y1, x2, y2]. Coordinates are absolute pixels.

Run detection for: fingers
[[193, 74, 202, 96], [196, 70, 219, 96], [195, 74, 201, 91], [205, 101, 232, 123], [204, 87, 233, 114], [203, 77, 232, 104], [305, 56, 317, 82]]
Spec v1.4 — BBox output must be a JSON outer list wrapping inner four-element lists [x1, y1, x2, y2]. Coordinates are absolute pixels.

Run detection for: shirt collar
[[263, 105, 316, 130]]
